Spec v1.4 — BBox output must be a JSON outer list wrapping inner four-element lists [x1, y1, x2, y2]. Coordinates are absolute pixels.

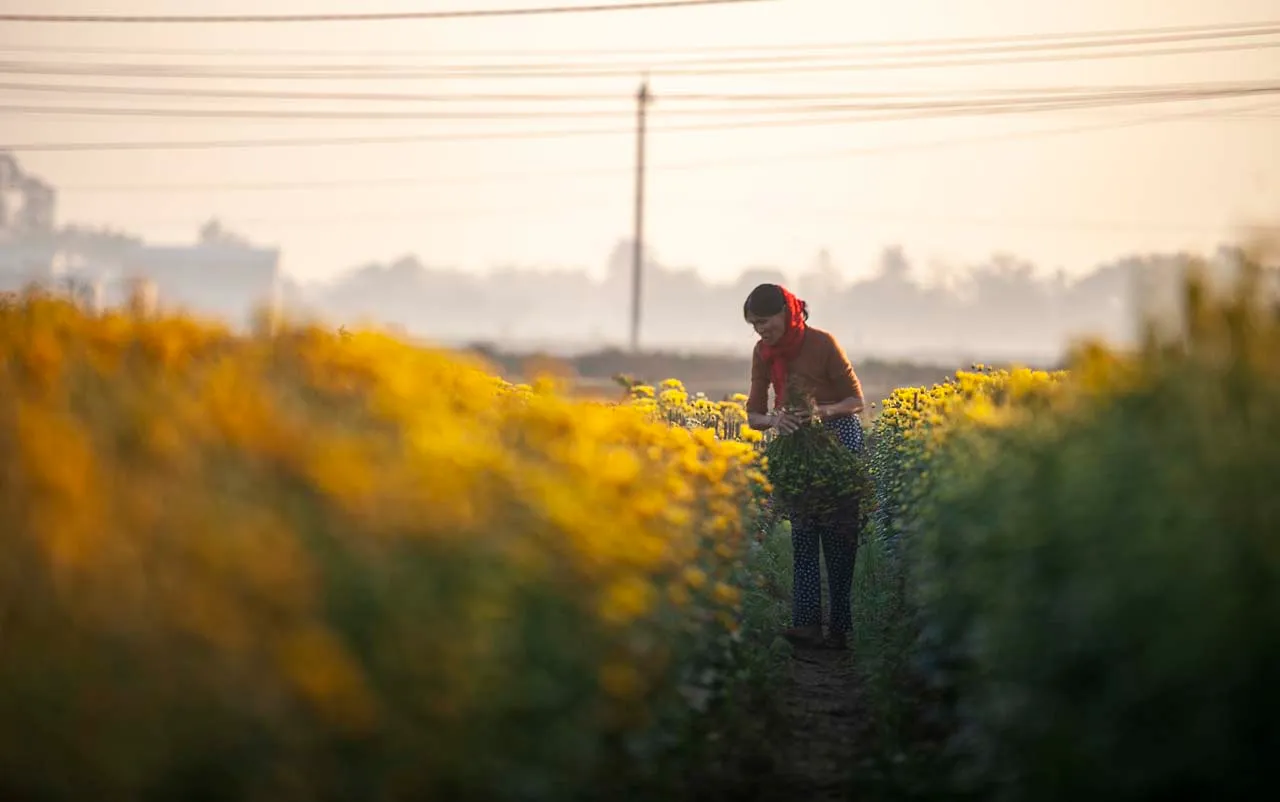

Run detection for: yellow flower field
[[0, 292, 771, 802]]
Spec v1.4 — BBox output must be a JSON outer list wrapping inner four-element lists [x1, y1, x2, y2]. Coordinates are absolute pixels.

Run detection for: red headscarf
[[757, 286, 807, 409]]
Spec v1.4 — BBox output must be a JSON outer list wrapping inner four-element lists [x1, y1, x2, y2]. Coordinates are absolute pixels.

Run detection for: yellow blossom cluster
[[623, 379, 764, 445], [0, 294, 767, 802], [875, 365, 1067, 443], [867, 366, 1066, 539]]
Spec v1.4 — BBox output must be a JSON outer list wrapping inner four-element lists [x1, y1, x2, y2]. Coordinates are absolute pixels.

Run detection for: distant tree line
[[293, 240, 1274, 363]]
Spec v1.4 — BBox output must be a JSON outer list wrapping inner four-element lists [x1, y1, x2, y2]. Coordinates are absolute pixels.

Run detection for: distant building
[[115, 241, 282, 328], [0, 151, 56, 237], [0, 152, 58, 293], [1, 239, 282, 329], [0, 151, 282, 327]]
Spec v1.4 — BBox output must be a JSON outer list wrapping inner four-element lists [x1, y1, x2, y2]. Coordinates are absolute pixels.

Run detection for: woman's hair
[[743, 283, 809, 321]]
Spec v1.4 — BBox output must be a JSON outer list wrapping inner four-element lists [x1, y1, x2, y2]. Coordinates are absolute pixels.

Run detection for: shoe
[[782, 625, 823, 648]]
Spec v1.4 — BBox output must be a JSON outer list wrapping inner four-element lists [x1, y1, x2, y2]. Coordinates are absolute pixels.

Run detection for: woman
[[743, 283, 865, 651]]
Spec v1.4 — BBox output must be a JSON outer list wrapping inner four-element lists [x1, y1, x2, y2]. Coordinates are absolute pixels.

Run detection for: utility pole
[[630, 78, 650, 353]]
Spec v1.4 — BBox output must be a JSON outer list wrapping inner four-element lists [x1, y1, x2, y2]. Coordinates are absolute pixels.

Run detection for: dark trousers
[[790, 415, 864, 635]]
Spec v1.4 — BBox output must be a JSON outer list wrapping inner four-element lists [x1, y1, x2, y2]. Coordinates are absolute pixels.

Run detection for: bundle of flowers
[[761, 380, 869, 530]]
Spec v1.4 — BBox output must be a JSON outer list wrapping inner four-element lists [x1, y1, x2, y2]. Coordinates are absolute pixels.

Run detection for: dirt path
[[774, 648, 872, 802]]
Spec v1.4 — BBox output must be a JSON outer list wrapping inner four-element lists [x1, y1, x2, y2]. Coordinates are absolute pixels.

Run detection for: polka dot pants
[[791, 414, 864, 636]]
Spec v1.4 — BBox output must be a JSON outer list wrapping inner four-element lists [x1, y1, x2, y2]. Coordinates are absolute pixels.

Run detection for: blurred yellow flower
[[599, 575, 656, 626], [713, 582, 741, 607], [0, 294, 775, 795], [598, 661, 644, 700], [275, 625, 379, 733], [682, 567, 708, 590], [667, 582, 692, 607]]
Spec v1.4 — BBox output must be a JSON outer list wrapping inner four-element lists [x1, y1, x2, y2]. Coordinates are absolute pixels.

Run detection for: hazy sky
[[2, 0, 1277, 285]]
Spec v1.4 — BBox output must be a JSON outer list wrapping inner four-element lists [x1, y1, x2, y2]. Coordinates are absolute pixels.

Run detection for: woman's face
[[746, 310, 787, 346]]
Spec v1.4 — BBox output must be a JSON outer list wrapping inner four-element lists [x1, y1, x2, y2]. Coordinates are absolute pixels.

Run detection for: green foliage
[[762, 379, 870, 528], [911, 261, 1280, 802], [856, 255, 1280, 801], [605, 521, 798, 802], [852, 365, 1064, 799]]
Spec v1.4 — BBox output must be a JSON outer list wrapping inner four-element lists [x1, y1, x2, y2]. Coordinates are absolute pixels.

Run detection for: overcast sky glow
[[3, 0, 1277, 285]]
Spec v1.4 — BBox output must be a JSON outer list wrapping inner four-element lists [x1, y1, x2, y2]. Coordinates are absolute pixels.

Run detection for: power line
[[2, 37, 1276, 81], [5, 81, 1274, 120], [8, 23, 1280, 65], [0, 97, 1116, 121], [0, 0, 770, 24], [0, 81, 645, 103], [0, 102, 753, 120], [720, 97, 1280, 169], [29, 98, 1280, 181], [6, 86, 1279, 153], [112, 204, 1280, 233], [111, 24, 1280, 65], [1, 18, 1277, 57], [47, 108, 1274, 193], [0, 79, 1262, 105], [4, 82, 1278, 122], [5, 41, 1277, 78]]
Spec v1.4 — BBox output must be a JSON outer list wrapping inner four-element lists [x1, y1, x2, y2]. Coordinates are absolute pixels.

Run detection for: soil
[[773, 646, 875, 802]]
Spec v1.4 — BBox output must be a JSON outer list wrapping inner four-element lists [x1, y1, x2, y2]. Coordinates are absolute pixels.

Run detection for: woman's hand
[[774, 409, 811, 435]]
